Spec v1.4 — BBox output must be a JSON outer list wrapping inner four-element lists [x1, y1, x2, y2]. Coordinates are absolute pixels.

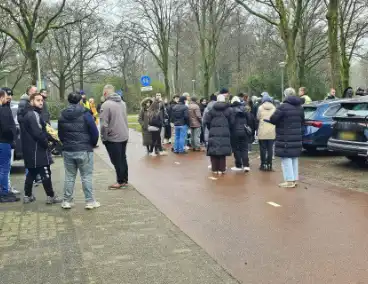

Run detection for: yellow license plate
[[339, 132, 356, 141]]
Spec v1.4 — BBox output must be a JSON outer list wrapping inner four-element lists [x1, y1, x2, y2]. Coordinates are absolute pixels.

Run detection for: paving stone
[[0, 153, 239, 284]]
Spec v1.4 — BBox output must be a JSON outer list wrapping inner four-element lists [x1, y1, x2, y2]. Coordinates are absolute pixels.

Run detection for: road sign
[[141, 86, 153, 92], [140, 75, 151, 87]]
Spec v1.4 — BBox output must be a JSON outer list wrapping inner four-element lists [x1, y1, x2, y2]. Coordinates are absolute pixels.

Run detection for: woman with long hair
[[147, 100, 167, 156]]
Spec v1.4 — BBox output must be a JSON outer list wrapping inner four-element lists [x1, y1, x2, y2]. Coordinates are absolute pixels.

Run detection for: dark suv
[[10, 101, 23, 161], [328, 96, 368, 165]]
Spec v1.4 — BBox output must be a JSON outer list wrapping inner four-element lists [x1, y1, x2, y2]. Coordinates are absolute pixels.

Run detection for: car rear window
[[335, 103, 368, 117], [304, 106, 317, 119], [10, 104, 18, 119], [324, 104, 341, 117]]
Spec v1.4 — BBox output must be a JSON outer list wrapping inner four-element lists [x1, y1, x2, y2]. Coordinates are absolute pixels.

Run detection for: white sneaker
[[231, 167, 243, 172], [85, 201, 101, 210], [158, 151, 168, 156], [10, 188, 20, 195], [149, 152, 157, 157], [243, 167, 250, 172], [61, 201, 73, 209]]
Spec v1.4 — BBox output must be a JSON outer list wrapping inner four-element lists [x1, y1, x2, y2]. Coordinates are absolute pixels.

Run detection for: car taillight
[[305, 121, 323, 128]]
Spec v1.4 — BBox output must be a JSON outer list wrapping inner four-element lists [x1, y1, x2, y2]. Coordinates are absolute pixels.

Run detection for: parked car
[[10, 101, 22, 161], [328, 96, 368, 165], [302, 99, 347, 152]]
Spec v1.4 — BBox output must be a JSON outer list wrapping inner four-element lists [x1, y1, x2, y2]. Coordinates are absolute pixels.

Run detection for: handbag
[[148, 125, 160, 132]]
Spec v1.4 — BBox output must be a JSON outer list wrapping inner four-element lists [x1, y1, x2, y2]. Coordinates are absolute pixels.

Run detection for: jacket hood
[[343, 87, 353, 98], [262, 101, 275, 110], [20, 94, 30, 101], [231, 102, 246, 116], [284, 95, 302, 106], [207, 100, 216, 111], [61, 104, 85, 120], [213, 101, 229, 111], [141, 97, 153, 107], [106, 93, 122, 102]]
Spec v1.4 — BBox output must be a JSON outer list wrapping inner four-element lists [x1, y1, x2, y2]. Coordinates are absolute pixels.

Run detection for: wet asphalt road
[[118, 130, 368, 284]]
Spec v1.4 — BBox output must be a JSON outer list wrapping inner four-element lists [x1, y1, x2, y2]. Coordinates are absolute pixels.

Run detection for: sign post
[[140, 75, 152, 92]]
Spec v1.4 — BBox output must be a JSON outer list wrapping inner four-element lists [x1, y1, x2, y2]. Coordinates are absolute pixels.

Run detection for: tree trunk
[[285, 38, 298, 89], [27, 49, 38, 85], [339, 26, 349, 91], [298, 31, 307, 87], [79, 24, 84, 91], [59, 75, 66, 101], [327, 0, 340, 91]]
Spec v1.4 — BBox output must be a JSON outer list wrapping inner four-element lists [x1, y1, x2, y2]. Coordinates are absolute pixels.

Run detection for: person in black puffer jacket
[[58, 92, 100, 209], [230, 96, 251, 172], [147, 100, 167, 156], [269, 88, 305, 188], [171, 96, 189, 154], [20, 93, 62, 204], [204, 94, 234, 174]]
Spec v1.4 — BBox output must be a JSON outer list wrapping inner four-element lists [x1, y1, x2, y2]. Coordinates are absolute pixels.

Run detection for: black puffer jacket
[[149, 112, 164, 128], [230, 102, 248, 138], [0, 104, 16, 144], [171, 103, 189, 126], [20, 106, 51, 169], [205, 102, 233, 156], [269, 96, 305, 158], [58, 104, 96, 152]]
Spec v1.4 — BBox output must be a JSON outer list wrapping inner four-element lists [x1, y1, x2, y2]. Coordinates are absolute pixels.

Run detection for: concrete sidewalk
[[0, 154, 238, 284]]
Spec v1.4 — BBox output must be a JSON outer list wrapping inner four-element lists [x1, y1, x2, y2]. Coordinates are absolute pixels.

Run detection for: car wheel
[[346, 156, 367, 166]]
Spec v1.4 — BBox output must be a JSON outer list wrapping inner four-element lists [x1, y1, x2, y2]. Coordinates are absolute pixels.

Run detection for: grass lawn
[[127, 115, 141, 132]]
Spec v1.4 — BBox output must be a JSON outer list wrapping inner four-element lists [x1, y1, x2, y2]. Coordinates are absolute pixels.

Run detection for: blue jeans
[[174, 125, 187, 153], [0, 143, 11, 194], [281, 157, 299, 182], [63, 151, 94, 203]]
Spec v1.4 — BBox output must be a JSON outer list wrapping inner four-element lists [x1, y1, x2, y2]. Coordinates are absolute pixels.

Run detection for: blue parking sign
[[140, 75, 151, 87]]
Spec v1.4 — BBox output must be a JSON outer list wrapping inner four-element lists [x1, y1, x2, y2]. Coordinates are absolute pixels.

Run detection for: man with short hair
[[39, 89, 51, 124], [18, 85, 37, 123], [80, 90, 91, 109], [58, 92, 100, 209], [171, 95, 189, 154], [0, 89, 19, 202], [100, 84, 129, 189], [20, 93, 61, 204], [299, 87, 312, 104], [325, 88, 337, 100]]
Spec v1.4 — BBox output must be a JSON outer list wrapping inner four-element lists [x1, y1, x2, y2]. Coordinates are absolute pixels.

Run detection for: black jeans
[[149, 130, 162, 153], [232, 136, 249, 168], [164, 124, 171, 139], [259, 139, 274, 165], [24, 166, 55, 197], [105, 141, 128, 184], [200, 126, 205, 144], [210, 156, 226, 172]]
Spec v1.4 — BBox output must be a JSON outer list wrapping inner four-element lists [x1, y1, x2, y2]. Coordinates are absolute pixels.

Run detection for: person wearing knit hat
[[230, 95, 253, 172], [257, 93, 276, 171], [203, 92, 233, 174]]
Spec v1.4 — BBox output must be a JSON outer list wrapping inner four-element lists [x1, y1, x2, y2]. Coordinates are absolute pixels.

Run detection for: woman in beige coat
[[257, 93, 276, 171]]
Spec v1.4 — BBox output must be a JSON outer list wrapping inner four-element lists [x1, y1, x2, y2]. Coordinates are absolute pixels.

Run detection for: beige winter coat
[[257, 102, 276, 140]]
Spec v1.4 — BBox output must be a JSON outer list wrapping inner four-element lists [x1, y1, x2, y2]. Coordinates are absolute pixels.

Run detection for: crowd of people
[[0, 84, 129, 206], [2, 81, 363, 205], [138, 87, 306, 188]]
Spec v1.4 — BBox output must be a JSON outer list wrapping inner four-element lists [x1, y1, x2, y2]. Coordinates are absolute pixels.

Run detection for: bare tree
[[297, 0, 328, 86], [326, 0, 340, 91], [338, 0, 368, 90], [236, 0, 306, 88], [121, 0, 183, 97], [188, 0, 236, 96], [0, 0, 96, 84]]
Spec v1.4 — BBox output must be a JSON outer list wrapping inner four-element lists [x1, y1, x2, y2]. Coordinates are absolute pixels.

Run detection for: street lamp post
[[2, 69, 10, 87], [35, 43, 42, 90], [279, 61, 286, 99], [192, 79, 196, 96]]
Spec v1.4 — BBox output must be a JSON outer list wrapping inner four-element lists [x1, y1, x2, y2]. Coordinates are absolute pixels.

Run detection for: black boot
[[267, 163, 274, 172], [259, 164, 266, 171]]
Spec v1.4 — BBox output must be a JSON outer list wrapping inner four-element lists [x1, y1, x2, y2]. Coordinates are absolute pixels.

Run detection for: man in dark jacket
[[171, 95, 189, 154], [58, 92, 100, 210], [230, 96, 250, 172], [269, 88, 304, 188], [17, 85, 37, 124], [20, 93, 62, 204], [40, 89, 51, 124], [0, 89, 19, 202]]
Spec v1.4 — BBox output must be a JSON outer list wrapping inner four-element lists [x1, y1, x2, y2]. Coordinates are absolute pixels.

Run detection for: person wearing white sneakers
[[58, 92, 100, 209], [230, 96, 252, 172]]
